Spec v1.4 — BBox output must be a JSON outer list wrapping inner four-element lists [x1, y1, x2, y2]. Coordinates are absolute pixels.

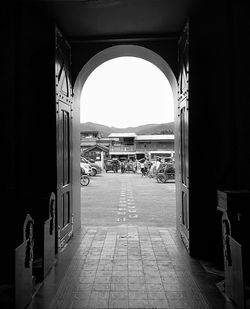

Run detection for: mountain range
[[80, 122, 174, 137]]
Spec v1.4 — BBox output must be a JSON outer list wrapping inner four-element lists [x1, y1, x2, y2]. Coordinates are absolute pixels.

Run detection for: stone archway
[[72, 45, 179, 231]]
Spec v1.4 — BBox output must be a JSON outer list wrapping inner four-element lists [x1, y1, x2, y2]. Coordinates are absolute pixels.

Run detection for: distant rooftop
[[108, 133, 137, 138], [108, 133, 174, 140], [81, 130, 102, 138], [135, 134, 174, 141]]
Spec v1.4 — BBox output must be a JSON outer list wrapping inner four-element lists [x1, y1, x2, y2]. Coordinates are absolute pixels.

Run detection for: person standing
[[140, 160, 145, 176], [149, 160, 156, 177], [156, 157, 161, 173], [144, 159, 149, 176], [136, 159, 140, 172], [121, 161, 125, 173], [132, 160, 137, 173]]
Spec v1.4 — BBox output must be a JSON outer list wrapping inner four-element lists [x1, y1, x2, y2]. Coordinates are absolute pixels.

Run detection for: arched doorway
[[72, 44, 181, 234]]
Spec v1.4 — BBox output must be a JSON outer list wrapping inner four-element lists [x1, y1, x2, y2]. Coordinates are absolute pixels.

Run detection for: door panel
[[55, 27, 73, 250], [177, 22, 190, 251]]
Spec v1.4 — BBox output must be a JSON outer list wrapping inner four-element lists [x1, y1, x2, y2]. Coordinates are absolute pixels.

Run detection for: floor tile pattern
[[48, 226, 213, 309]]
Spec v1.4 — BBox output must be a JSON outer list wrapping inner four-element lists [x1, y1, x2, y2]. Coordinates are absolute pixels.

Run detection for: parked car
[[81, 157, 102, 176], [80, 159, 92, 175]]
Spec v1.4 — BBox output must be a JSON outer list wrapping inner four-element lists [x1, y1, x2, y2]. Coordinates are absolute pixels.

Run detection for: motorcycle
[[81, 174, 90, 186], [80, 167, 90, 186]]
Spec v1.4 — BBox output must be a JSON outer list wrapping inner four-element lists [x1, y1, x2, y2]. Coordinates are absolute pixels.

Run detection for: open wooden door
[[55, 27, 73, 250], [177, 22, 190, 251]]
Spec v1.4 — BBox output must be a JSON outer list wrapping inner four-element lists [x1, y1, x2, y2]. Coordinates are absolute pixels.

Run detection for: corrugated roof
[[108, 133, 137, 138], [82, 144, 109, 152], [135, 134, 174, 141], [109, 152, 136, 155]]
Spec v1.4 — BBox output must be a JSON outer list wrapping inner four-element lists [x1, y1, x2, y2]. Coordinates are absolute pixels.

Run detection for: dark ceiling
[[31, 0, 192, 40]]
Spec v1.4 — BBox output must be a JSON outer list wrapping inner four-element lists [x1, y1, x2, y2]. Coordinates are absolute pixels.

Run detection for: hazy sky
[[80, 56, 174, 128]]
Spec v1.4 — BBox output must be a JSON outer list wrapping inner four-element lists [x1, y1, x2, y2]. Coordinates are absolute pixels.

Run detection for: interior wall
[[230, 2, 250, 188], [1, 3, 21, 286], [1, 3, 57, 285], [16, 6, 57, 259], [187, 1, 250, 265]]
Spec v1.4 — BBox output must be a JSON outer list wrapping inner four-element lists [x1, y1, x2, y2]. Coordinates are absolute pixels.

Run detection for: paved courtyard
[[81, 172, 176, 227]]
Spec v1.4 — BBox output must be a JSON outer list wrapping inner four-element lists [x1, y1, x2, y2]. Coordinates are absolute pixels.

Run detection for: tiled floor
[[28, 225, 237, 309]]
